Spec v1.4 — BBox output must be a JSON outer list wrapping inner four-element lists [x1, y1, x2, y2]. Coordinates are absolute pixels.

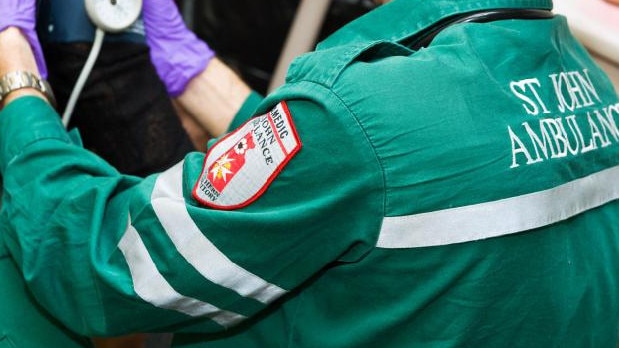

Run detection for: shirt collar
[[317, 0, 553, 50]]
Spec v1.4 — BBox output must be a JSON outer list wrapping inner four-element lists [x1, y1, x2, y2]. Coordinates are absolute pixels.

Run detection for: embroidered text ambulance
[[508, 69, 619, 168]]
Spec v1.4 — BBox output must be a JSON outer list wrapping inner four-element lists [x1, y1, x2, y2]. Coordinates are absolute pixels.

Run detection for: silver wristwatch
[[0, 71, 56, 107]]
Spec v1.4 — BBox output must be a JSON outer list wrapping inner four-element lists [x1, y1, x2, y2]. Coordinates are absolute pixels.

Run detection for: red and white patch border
[[192, 101, 302, 210]]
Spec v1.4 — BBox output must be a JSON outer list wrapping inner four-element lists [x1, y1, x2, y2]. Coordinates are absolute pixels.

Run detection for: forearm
[[0, 27, 137, 335], [0, 27, 46, 108], [173, 58, 252, 138], [141, 0, 256, 138]]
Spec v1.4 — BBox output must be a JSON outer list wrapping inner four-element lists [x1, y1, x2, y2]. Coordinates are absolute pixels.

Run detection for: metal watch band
[[0, 71, 56, 107]]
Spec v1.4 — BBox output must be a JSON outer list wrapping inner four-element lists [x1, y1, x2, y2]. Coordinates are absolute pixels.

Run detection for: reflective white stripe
[[152, 161, 287, 304], [118, 222, 246, 327], [377, 165, 619, 249]]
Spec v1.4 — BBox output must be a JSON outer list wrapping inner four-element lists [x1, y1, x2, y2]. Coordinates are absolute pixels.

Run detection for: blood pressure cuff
[[36, 0, 145, 44]]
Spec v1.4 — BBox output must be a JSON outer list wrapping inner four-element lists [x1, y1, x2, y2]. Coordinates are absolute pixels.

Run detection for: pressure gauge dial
[[85, 0, 143, 32]]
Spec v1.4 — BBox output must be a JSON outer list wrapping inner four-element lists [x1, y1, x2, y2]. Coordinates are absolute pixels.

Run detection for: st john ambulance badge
[[193, 102, 301, 209]]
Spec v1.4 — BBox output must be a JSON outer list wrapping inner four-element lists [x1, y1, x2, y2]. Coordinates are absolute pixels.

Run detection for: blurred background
[[180, 0, 378, 95], [177, 0, 618, 94], [553, 0, 619, 90]]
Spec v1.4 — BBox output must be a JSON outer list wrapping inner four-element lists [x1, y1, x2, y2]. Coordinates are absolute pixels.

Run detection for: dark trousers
[[44, 42, 195, 177]]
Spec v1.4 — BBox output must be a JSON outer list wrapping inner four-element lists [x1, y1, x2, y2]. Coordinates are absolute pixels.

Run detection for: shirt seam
[[326, 86, 388, 248]]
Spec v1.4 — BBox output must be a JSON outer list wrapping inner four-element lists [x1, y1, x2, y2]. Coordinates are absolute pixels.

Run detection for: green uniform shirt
[[2, 0, 619, 347], [0, 246, 90, 347]]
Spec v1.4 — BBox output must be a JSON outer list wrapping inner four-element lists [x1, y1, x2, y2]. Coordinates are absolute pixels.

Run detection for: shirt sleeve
[[0, 92, 384, 336], [227, 90, 264, 131]]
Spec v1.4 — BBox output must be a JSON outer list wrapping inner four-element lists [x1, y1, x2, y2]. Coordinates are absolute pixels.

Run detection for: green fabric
[[0, 99, 90, 348], [227, 90, 264, 132], [1, 0, 619, 347], [0, 256, 90, 348]]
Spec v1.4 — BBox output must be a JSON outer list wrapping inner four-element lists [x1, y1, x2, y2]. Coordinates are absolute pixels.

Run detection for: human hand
[[142, 0, 215, 97], [0, 0, 48, 78]]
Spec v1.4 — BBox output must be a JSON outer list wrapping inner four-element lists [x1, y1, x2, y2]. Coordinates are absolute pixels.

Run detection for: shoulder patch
[[193, 102, 302, 209]]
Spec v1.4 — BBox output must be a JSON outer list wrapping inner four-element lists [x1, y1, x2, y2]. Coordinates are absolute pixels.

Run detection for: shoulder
[[285, 40, 408, 87]]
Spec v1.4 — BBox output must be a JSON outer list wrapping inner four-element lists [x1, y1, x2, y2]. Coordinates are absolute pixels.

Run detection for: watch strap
[[0, 71, 56, 107]]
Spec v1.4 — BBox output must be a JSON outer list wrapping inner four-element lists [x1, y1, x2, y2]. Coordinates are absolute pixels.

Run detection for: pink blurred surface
[[553, 0, 619, 54], [553, 0, 619, 89], [574, 0, 619, 31]]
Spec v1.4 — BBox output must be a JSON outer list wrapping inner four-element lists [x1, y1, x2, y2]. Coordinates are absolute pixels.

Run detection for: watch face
[[85, 0, 143, 32]]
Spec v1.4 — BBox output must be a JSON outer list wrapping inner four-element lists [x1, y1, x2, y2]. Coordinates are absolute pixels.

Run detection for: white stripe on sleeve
[[118, 222, 246, 327], [151, 161, 287, 304], [378, 165, 619, 248]]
